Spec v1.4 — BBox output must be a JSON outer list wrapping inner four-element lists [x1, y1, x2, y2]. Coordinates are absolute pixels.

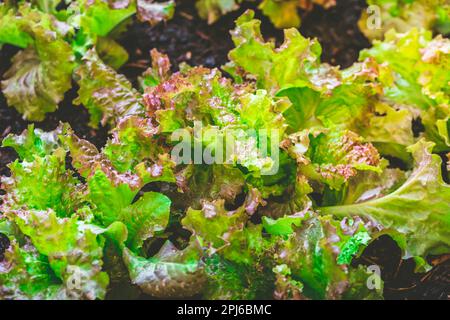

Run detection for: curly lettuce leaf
[[136, 0, 175, 25], [360, 29, 450, 152], [61, 128, 173, 250], [72, 0, 136, 38], [285, 128, 381, 189], [272, 264, 305, 300], [204, 254, 275, 299], [320, 139, 450, 259], [0, 4, 34, 48], [271, 214, 374, 299], [2, 124, 60, 161], [62, 121, 175, 184], [139, 49, 171, 90], [123, 241, 206, 297], [7, 210, 110, 299], [258, 0, 301, 28], [114, 191, 171, 251], [103, 115, 172, 173], [279, 58, 381, 132], [74, 50, 144, 127], [144, 65, 249, 131], [196, 0, 241, 24], [228, 10, 326, 93], [96, 37, 129, 70], [0, 240, 69, 300], [182, 199, 249, 251], [182, 192, 267, 265], [1, 151, 82, 217], [0, 5, 75, 121], [359, 0, 449, 40], [263, 214, 306, 237], [1, 125, 83, 217]]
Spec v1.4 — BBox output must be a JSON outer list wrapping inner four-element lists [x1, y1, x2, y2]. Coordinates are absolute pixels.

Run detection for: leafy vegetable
[[359, 0, 450, 40], [0, 4, 75, 120], [74, 50, 145, 127], [123, 241, 206, 297], [320, 139, 450, 259], [195, 0, 336, 27], [195, 0, 242, 24], [360, 29, 450, 152], [0, 0, 173, 122], [136, 0, 175, 25], [0, 6, 449, 300]]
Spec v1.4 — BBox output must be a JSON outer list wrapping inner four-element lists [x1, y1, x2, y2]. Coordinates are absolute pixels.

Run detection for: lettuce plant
[[0, 8, 449, 300], [195, 0, 336, 27], [359, 0, 450, 40], [0, 0, 174, 122], [194, 0, 449, 36]]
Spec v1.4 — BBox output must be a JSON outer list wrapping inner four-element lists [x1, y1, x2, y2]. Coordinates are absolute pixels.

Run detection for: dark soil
[[0, 233, 10, 261], [0, 0, 448, 300]]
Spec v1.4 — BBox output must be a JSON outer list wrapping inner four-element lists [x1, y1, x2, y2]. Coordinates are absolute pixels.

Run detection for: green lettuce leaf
[[195, 0, 241, 24], [2, 124, 60, 161], [272, 214, 373, 299], [320, 139, 450, 259], [123, 241, 206, 297], [136, 0, 175, 25], [62, 128, 172, 250], [279, 58, 381, 133], [0, 3, 34, 48], [138, 49, 171, 90], [1, 125, 83, 217], [10, 209, 110, 299], [359, 0, 449, 40], [74, 50, 144, 127], [258, 0, 301, 28], [228, 10, 325, 93], [263, 214, 306, 237], [96, 37, 129, 70], [285, 128, 381, 189], [113, 191, 171, 251], [182, 191, 267, 265], [0, 240, 68, 300], [204, 254, 275, 299], [72, 0, 136, 38], [1, 4, 75, 121], [360, 29, 450, 152]]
